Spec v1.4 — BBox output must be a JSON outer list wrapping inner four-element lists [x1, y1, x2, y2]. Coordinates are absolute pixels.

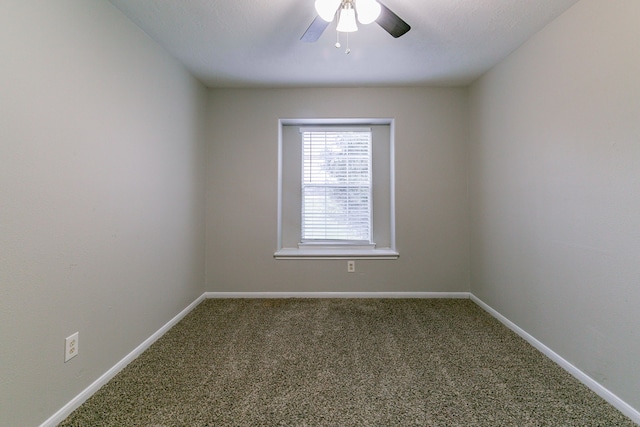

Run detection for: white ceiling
[[107, 0, 579, 88]]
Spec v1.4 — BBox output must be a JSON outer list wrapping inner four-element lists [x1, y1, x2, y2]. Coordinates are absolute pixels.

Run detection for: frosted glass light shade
[[356, 0, 381, 24], [336, 7, 358, 32], [315, 0, 341, 22]]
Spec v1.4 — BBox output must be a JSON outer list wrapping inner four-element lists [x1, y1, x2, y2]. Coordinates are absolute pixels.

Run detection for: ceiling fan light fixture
[[356, 0, 381, 25], [315, 0, 341, 22], [302, 0, 410, 49], [336, 5, 358, 32]]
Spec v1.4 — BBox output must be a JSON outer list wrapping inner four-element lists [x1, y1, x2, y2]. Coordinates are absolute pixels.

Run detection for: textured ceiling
[[107, 0, 579, 88]]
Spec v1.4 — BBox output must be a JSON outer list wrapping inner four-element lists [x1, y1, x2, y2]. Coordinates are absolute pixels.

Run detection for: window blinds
[[301, 129, 372, 242]]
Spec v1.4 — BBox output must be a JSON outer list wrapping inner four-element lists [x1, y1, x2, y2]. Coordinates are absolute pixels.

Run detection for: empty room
[[1, 0, 638, 425]]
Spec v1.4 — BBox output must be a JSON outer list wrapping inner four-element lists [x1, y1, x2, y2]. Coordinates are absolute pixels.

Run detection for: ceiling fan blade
[[301, 16, 331, 42], [376, 2, 410, 38]]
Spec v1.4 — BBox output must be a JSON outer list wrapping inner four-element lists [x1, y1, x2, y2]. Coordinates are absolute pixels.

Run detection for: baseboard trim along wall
[[204, 291, 471, 299], [42, 291, 639, 425], [470, 294, 640, 425], [39, 294, 207, 427]]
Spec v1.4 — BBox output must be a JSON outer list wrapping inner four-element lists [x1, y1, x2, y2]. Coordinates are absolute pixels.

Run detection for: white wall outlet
[[65, 332, 79, 362], [347, 260, 355, 273]]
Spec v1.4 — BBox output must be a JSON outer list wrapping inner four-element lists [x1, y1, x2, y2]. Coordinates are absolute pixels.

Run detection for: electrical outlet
[[65, 332, 79, 362], [347, 260, 355, 273]]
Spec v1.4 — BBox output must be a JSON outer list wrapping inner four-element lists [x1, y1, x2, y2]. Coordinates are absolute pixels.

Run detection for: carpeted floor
[[59, 299, 636, 426]]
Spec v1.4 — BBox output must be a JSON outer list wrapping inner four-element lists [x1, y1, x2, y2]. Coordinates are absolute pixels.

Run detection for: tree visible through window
[[301, 129, 372, 243]]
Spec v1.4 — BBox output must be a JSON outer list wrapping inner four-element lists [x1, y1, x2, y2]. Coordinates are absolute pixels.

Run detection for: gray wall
[[206, 88, 469, 293], [0, 1, 207, 426], [469, 0, 640, 410]]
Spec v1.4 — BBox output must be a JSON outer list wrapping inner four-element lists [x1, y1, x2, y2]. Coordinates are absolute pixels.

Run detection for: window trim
[[275, 118, 398, 260]]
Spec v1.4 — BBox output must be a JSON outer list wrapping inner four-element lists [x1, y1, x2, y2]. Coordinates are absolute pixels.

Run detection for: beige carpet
[[59, 299, 636, 426]]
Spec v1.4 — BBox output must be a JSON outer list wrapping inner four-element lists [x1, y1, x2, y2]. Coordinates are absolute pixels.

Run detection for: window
[[301, 128, 372, 243], [275, 119, 398, 259]]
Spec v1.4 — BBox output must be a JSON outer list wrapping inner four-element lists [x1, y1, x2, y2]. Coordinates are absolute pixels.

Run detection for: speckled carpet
[[59, 299, 635, 426]]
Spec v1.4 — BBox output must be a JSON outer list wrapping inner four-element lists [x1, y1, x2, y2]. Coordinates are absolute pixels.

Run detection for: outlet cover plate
[[65, 332, 79, 362], [347, 260, 355, 273]]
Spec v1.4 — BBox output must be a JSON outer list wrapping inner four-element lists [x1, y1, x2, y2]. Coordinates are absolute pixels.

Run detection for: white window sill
[[274, 247, 399, 260]]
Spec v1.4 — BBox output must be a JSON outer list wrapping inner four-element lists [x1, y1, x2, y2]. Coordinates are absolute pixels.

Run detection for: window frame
[[275, 118, 398, 260]]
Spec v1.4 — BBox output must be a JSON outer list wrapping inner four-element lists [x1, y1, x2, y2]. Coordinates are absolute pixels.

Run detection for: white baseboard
[[470, 294, 640, 425], [39, 293, 206, 427], [204, 291, 471, 299]]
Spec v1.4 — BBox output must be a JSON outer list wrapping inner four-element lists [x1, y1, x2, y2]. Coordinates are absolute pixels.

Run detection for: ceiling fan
[[301, 0, 410, 48]]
